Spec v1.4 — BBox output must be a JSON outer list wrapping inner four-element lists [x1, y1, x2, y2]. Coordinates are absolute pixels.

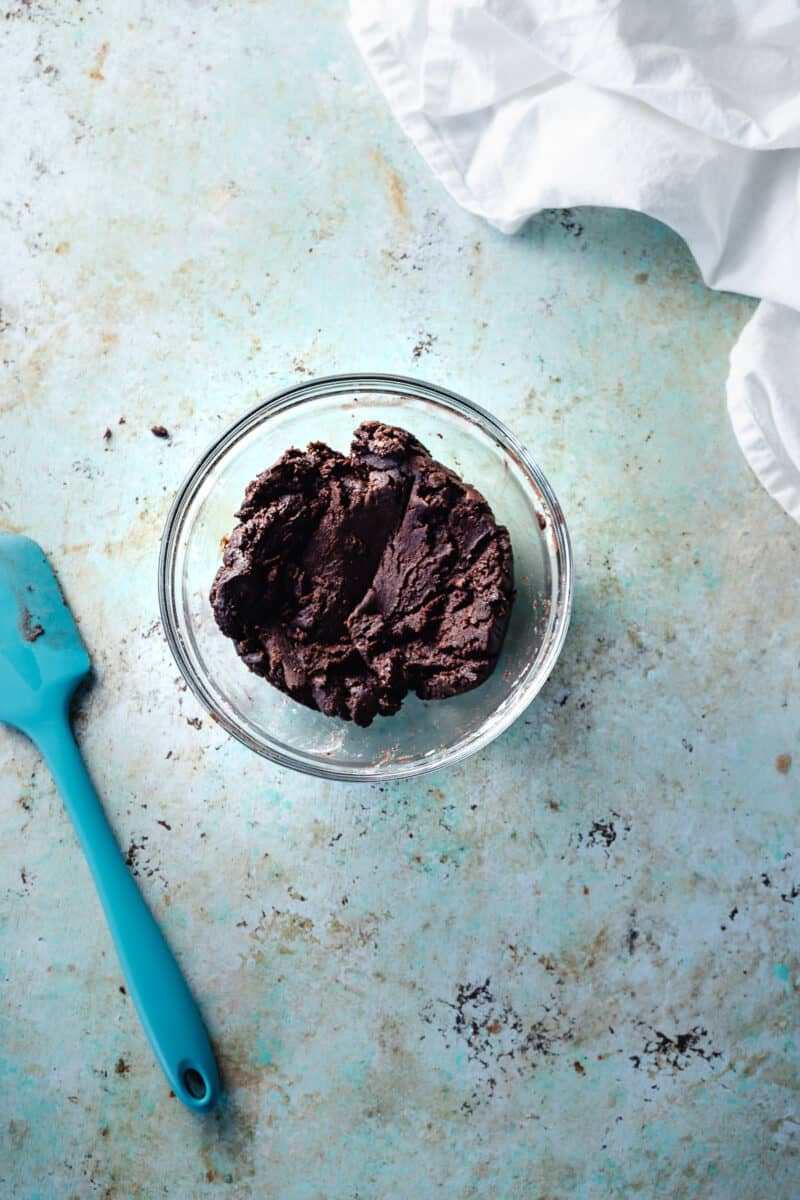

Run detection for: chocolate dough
[[210, 421, 514, 726]]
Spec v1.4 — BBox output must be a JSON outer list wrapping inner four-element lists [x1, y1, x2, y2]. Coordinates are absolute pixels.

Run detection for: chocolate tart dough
[[210, 421, 514, 726]]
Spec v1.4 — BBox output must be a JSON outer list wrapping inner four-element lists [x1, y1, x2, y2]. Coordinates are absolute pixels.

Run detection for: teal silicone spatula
[[0, 534, 220, 1111]]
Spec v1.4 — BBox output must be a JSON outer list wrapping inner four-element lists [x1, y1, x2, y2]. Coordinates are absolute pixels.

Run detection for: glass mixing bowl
[[158, 374, 572, 781]]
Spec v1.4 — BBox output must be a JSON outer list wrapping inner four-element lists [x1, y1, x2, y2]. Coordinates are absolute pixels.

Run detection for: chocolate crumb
[[21, 608, 45, 642], [115, 1057, 129, 1075], [150, 424, 169, 438], [412, 333, 436, 359], [103, 427, 112, 441]]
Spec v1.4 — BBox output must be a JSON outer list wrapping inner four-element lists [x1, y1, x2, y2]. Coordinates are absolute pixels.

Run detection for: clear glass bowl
[[158, 375, 572, 781]]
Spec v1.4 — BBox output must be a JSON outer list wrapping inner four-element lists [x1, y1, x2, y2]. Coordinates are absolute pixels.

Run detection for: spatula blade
[[0, 534, 90, 731]]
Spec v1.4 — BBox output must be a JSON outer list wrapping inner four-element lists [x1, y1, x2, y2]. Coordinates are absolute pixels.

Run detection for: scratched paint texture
[[1, 2, 799, 1198]]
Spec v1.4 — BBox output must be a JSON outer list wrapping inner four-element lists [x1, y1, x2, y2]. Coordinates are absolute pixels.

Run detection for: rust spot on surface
[[1, 337, 60, 413], [102, 504, 168, 559], [369, 148, 409, 225], [114, 1057, 129, 1075], [89, 42, 109, 80], [573, 1061, 586, 1075], [741, 1051, 769, 1078], [776, 753, 792, 775], [385, 170, 408, 222]]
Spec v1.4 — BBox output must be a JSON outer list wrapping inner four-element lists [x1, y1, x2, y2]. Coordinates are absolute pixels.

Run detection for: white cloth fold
[[350, 0, 800, 523]]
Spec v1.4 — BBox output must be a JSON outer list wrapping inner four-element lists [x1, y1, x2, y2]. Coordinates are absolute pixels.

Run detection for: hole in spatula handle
[[183, 1067, 208, 1100]]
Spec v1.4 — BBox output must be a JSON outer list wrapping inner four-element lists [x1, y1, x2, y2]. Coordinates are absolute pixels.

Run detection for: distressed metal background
[[1, 3, 798, 1197]]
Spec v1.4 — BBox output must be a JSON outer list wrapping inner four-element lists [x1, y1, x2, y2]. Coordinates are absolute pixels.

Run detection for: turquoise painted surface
[[1, 2, 799, 1198]]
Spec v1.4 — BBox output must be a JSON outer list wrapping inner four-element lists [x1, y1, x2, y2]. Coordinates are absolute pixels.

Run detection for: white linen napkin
[[350, 0, 800, 523]]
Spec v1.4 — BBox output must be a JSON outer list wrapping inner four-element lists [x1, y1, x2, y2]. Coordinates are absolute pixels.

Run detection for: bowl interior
[[162, 379, 569, 779]]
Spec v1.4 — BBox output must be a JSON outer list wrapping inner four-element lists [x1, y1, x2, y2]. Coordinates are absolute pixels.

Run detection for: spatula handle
[[33, 715, 220, 1112]]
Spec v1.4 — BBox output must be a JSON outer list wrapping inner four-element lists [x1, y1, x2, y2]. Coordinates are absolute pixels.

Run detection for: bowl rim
[[158, 372, 573, 781]]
